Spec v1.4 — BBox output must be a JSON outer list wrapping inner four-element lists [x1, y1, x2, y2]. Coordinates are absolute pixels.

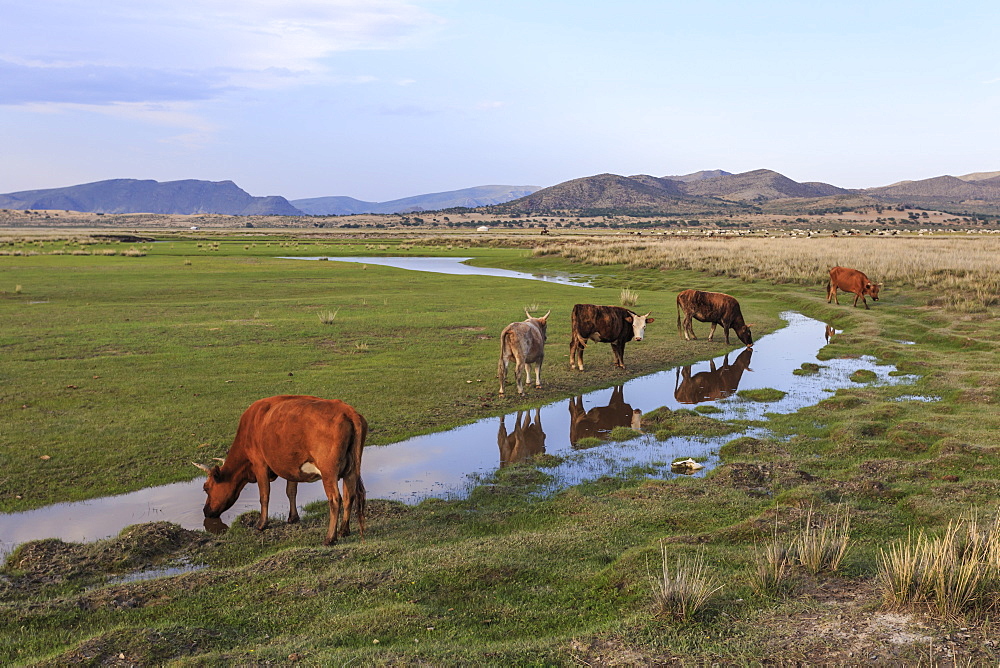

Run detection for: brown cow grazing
[[194, 395, 367, 545], [497, 409, 546, 466], [827, 266, 881, 309], [568, 385, 642, 446], [498, 309, 550, 396], [570, 304, 654, 371], [676, 289, 753, 347], [674, 348, 753, 404]]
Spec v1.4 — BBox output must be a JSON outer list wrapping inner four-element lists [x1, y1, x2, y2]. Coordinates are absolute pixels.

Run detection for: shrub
[[620, 288, 639, 307]]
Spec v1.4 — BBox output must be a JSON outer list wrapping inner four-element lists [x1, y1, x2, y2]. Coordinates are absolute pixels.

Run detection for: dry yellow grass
[[534, 236, 1000, 310]]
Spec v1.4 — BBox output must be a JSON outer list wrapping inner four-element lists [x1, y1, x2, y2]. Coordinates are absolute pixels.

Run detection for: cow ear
[[625, 315, 633, 323]]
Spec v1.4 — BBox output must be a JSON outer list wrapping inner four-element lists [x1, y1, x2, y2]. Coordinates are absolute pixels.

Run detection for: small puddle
[[281, 256, 593, 287], [105, 562, 206, 585], [0, 311, 914, 558]]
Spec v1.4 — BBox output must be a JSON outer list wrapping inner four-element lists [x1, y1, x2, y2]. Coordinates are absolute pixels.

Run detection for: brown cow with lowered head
[[194, 395, 367, 545], [827, 266, 881, 309], [676, 289, 753, 347]]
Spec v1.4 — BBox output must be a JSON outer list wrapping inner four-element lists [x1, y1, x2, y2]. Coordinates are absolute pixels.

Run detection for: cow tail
[[350, 413, 367, 538], [497, 328, 511, 378], [676, 299, 683, 338]]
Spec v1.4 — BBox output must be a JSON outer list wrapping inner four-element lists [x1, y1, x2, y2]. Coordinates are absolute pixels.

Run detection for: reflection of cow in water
[[825, 324, 836, 343], [673, 348, 753, 404], [568, 386, 642, 446], [498, 409, 546, 467]]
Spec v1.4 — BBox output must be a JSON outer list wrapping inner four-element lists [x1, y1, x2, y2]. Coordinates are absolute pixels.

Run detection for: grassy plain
[[2, 231, 1000, 665]]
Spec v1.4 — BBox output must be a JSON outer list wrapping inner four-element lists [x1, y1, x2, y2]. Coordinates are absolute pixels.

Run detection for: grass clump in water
[[850, 369, 878, 383], [608, 426, 642, 441], [694, 405, 723, 414], [737, 388, 787, 402], [644, 406, 740, 439], [793, 362, 823, 376]]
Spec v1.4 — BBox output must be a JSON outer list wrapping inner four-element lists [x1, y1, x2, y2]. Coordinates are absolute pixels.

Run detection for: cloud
[[2, 0, 443, 106]]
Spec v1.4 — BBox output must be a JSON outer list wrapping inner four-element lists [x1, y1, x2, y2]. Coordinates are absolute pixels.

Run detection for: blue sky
[[2, 1, 998, 201]]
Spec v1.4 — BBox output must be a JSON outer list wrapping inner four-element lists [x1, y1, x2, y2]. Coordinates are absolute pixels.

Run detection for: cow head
[[866, 282, 881, 301], [737, 323, 754, 347], [526, 309, 551, 341], [625, 312, 654, 341], [193, 462, 248, 518]]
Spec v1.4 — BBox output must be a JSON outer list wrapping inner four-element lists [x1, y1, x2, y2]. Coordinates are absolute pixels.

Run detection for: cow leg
[[286, 480, 300, 524], [514, 356, 526, 395], [708, 322, 717, 341], [338, 476, 352, 538], [255, 473, 271, 531], [498, 350, 509, 396], [724, 326, 731, 344], [532, 359, 543, 389], [832, 288, 840, 305], [321, 475, 343, 545], [611, 341, 626, 369], [683, 314, 696, 340], [571, 339, 584, 371]]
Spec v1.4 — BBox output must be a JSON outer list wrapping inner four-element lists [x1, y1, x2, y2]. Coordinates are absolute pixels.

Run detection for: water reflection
[[674, 348, 753, 404], [825, 324, 837, 343], [568, 386, 642, 446], [498, 409, 546, 466], [0, 312, 915, 558]]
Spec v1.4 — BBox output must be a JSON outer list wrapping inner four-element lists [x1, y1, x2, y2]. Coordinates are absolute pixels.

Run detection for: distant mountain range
[[291, 185, 541, 215], [3, 169, 1000, 217]]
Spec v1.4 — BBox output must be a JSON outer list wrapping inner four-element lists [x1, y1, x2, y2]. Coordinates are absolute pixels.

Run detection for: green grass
[[5, 231, 1000, 664]]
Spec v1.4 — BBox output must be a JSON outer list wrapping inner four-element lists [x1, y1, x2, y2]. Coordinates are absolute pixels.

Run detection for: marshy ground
[[2, 230, 1000, 664]]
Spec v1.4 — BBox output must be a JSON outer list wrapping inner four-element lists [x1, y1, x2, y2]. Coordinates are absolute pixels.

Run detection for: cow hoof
[[287, 516, 300, 525], [323, 537, 338, 546]]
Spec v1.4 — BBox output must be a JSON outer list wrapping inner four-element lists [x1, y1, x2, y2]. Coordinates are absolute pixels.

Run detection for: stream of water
[[0, 258, 916, 557]]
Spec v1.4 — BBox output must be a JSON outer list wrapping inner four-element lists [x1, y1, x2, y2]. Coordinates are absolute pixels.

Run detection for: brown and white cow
[[498, 309, 550, 396], [570, 304, 654, 371], [568, 386, 642, 446], [194, 395, 367, 545], [827, 266, 881, 309], [676, 289, 753, 347], [674, 348, 753, 404], [497, 409, 546, 466]]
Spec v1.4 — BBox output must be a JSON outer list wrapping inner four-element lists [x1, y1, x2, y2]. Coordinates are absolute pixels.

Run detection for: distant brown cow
[[676, 290, 753, 347], [568, 386, 642, 446], [570, 304, 654, 371], [194, 395, 367, 545], [674, 348, 753, 404], [827, 266, 881, 309], [498, 309, 550, 396], [497, 409, 546, 466]]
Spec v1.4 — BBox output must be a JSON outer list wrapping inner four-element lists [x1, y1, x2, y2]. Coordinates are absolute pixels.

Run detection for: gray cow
[[498, 309, 550, 396]]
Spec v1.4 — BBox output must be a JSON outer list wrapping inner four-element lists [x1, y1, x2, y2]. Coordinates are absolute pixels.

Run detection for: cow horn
[[524, 307, 532, 318], [192, 462, 212, 473], [542, 310, 551, 320], [213, 457, 225, 463]]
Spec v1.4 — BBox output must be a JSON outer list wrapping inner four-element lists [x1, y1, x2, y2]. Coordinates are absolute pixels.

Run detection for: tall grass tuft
[[649, 541, 722, 621], [794, 505, 851, 574], [318, 309, 340, 325], [750, 520, 797, 597], [877, 512, 1000, 616], [620, 288, 639, 307]]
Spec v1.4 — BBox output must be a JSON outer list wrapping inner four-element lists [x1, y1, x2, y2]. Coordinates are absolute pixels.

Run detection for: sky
[[2, 1, 999, 202]]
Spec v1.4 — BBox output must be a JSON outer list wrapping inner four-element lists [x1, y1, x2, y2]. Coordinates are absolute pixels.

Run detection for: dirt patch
[[36, 626, 227, 667], [4, 522, 208, 591]]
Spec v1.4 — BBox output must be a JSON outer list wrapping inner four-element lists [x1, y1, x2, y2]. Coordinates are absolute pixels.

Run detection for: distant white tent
[[477, 226, 490, 232]]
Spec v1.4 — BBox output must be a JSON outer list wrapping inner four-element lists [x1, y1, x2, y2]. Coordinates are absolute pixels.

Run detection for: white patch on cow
[[300, 462, 322, 479], [631, 313, 651, 341]]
